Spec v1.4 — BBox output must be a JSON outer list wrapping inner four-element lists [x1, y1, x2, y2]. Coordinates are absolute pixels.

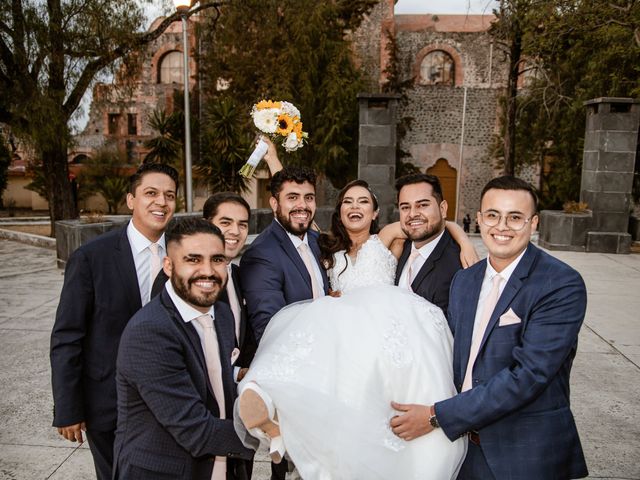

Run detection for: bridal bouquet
[[238, 100, 308, 178]]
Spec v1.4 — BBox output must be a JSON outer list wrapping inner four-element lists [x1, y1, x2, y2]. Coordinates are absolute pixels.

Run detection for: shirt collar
[[165, 281, 215, 323], [127, 220, 166, 255], [276, 220, 309, 249], [412, 229, 445, 259], [485, 247, 528, 284]]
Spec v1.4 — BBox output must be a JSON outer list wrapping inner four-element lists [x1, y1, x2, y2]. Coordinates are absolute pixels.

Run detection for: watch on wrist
[[429, 405, 440, 429]]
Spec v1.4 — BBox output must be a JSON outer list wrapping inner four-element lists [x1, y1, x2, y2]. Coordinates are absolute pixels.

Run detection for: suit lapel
[[395, 241, 412, 285], [410, 230, 450, 291], [271, 221, 314, 295], [114, 226, 142, 312], [231, 264, 248, 346], [477, 244, 537, 354], [458, 261, 487, 381], [159, 291, 215, 402], [214, 302, 236, 418]]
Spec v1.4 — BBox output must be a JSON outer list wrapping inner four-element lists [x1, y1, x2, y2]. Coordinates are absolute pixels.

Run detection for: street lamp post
[[174, 0, 193, 212]]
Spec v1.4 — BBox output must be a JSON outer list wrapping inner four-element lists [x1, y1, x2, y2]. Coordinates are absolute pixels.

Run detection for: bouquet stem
[[239, 138, 269, 179]]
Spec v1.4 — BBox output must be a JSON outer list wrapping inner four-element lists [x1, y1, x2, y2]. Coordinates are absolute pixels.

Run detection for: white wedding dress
[[240, 235, 466, 480]]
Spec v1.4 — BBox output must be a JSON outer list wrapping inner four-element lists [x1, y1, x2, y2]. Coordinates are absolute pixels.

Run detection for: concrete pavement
[[0, 237, 638, 479]]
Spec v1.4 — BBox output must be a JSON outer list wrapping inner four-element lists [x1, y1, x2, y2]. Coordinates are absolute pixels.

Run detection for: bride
[[237, 180, 468, 480]]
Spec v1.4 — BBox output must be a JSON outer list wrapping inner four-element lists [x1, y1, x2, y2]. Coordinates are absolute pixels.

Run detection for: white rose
[[280, 101, 301, 119], [253, 108, 279, 134], [284, 132, 301, 151]]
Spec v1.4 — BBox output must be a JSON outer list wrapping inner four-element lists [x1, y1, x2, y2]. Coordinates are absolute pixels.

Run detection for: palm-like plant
[[198, 97, 252, 193], [79, 146, 131, 214], [143, 109, 182, 165]]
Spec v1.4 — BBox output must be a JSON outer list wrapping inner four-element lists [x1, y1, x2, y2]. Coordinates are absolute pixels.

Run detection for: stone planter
[[55, 218, 128, 268], [629, 215, 640, 241], [538, 210, 593, 252]]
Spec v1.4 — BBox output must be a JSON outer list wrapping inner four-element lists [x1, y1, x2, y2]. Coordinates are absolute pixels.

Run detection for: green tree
[[489, 0, 640, 207], [198, 0, 377, 189], [0, 1, 219, 234], [79, 146, 131, 214]]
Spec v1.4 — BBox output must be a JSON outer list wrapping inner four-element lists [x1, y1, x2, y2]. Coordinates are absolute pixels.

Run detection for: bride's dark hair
[[319, 179, 380, 272]]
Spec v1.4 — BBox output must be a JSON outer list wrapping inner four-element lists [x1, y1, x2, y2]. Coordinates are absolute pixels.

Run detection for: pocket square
[[230, 348, 240, 365], [499, 308, 521, 326]]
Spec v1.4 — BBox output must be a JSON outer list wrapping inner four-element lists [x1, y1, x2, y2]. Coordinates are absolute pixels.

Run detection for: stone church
[[5, 1, 518, 220]]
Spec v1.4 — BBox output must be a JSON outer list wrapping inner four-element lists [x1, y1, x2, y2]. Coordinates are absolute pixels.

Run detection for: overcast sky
[[394, 0, 498, 14]]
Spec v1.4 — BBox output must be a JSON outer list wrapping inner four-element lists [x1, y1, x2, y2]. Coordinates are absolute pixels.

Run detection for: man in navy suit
[[114, 218, 253, 479], [239, 166, 328, 479], [50, 163, 178, 480], [391, 176, 588, 479], [394, 173, 462, 316], [240, 166, 329, 342]]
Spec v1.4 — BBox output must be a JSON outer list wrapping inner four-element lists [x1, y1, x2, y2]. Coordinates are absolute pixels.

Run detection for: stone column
[[581, 97, 639, 253], [357, 93, 400, 225]]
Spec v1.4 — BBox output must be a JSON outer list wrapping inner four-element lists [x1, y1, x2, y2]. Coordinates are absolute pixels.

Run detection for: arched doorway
[[427, 158, 457, 221]]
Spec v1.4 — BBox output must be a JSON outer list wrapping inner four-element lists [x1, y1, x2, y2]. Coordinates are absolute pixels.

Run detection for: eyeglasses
[[479, 211, 535, 231]]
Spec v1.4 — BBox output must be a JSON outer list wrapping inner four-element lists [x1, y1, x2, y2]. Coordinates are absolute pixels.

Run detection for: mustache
[[290, 208, 312, 216], [188, 275, 223, 286]]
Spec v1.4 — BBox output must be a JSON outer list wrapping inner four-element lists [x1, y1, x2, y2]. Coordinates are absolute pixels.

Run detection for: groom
[[240, 166, 329, 480], [391, 176, 588, 479]]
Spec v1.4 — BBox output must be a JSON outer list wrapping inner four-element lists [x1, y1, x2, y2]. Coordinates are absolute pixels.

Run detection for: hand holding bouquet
[[239, 100, 308, 178]]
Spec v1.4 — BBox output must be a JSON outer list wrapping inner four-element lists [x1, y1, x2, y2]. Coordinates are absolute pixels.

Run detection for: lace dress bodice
[[328, 234, 397, 293]]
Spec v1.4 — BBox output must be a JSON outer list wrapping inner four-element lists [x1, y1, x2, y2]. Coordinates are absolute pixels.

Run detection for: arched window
[[158, 51, 184, 84], [420, 51, 455, 86], [72, 154, 89, 164]]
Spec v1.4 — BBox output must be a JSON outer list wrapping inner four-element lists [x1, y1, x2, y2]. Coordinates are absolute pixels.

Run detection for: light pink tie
[[148, 243, 162, 303], [226, 265, 242, 343], [195, 314, 227, 480], [298, 243, 322, 299], [462, 274, 503, 392], [405, 249, 421, 290]]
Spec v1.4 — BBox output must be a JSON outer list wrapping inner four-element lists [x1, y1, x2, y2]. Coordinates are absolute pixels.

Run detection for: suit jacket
[[394, 229, 462, 316], [50, 225, 144, 431], [153, 265, 257, 369], [436, 243, 588, 479], [113, 289, 253, 480], [239, 219, 329, 342]]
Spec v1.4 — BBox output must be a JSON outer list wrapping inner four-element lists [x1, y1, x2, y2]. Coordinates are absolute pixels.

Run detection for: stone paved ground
[[0, 237, 638, 479]]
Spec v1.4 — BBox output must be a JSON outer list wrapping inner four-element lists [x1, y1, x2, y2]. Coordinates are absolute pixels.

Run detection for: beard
[[276, 205, 314, 236], [171, 272, 225, 309], [401, 217, 445, 244]]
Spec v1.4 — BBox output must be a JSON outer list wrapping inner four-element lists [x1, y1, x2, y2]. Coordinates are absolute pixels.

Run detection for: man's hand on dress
[[389, 402, 433, 441], [237, 367, 249, 382], [57, 422, 86, 443]]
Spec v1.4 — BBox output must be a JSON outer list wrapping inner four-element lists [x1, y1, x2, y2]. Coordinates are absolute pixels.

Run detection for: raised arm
[[445, 221, 479, 268], [261, 136, 283, 176], [378, 222, 406, 259]]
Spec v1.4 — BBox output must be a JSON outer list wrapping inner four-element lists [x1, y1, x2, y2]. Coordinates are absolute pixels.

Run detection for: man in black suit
[[394, 173, 462, 316], [202, 193, 257, 382], [114, 218, 253, 479], [50, 163, 178, 480]]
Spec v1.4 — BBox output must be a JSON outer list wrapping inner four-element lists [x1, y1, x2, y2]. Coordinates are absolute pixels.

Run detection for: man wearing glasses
[[391, 176, 588, 480]]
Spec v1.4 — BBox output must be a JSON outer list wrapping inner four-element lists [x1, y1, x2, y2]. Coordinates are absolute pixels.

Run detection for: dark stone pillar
[[581, 97, 639, 253], [357, 93, 400, 225]]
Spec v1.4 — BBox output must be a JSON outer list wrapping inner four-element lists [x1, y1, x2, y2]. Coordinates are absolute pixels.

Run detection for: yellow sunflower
[[256, 99, 281, 110], [293, 120, 304, 141], [276, 114, 294, 136]]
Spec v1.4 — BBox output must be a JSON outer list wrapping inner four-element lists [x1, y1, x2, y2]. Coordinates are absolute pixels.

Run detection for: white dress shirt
[[281, 224, 325, 290], [398, 229, 445, 289], [469, 248, 527, 341], [165, 281, 215, 351], [126, 220, 166, 305]]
